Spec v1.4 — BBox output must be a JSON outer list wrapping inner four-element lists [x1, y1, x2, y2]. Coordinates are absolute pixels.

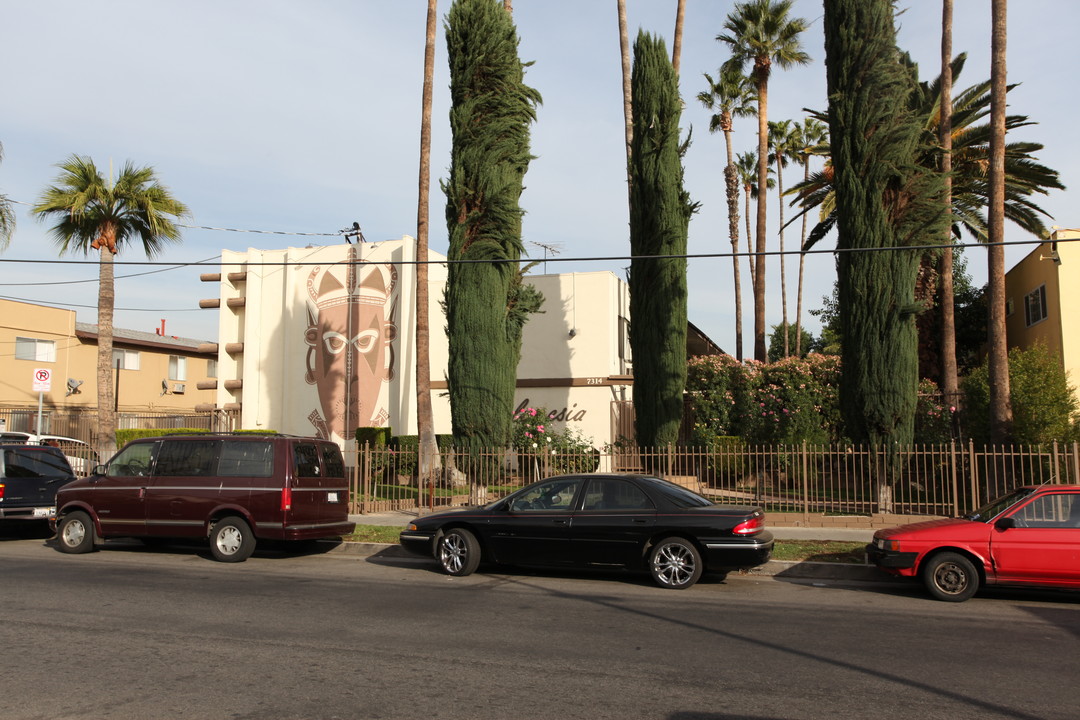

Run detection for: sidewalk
[[349, 510, 877, 542]]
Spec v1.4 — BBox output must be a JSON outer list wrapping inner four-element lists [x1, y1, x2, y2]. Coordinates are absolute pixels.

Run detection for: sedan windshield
[[965, 487, 1036, 522]]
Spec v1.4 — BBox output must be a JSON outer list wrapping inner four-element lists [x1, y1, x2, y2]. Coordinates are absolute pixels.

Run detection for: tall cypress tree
[[823, 0, 947, 445], [628, 31, 697, 447], [444, 0, 542, 449]]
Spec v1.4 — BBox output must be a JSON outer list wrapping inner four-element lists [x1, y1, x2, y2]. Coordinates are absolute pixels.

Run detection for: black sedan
[[399, 473, 774, 589]]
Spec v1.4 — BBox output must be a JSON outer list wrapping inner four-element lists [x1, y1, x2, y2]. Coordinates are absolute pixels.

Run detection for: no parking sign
[[33, 368, 52, 393]]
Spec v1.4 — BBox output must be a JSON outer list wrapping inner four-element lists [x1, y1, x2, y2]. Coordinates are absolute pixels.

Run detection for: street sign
[[33, 368, 52, 392]]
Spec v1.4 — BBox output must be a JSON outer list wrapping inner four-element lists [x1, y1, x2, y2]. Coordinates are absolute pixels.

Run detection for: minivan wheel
[[56, 511, 95, 554], [649, 537, 703, 589], [209, 517, 256, 563], [923, 551, 979, 602], [437, 528, 480, 577]]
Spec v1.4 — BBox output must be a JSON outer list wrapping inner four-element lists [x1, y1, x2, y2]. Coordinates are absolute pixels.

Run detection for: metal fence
[[343, 441, 1080, 525], [0, 408, 237, 444]]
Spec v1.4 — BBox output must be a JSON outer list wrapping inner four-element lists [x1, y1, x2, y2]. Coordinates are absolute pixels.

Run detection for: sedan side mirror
[[994, 516, 1016, 531]]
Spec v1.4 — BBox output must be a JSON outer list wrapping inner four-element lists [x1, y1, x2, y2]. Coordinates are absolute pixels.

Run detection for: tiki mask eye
[[322, 331, 348, 354], [354, 329, 380, 354]]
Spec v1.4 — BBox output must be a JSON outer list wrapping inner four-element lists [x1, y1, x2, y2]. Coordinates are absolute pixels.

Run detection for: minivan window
[[156, 440, 218, 476], [108, 442, 157, 477], [294, 444, 321, 477], [218, 440, 274, 477], [321, 444, 345, 478]]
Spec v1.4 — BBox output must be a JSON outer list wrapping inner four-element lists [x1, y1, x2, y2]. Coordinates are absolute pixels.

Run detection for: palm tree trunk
[[754, 78, 769, 362], [744, 184, 754, 281], [95, 246, 117, 459], [776, 157, 789, 357], [724, 127, 743, 361], [987, 0, 1013, 442], [939, 0, 959, 416], [618, 0, 633, 192], [796, 158, 810, 357], [416, 0, 440, 477], [672, 0, 686, 75]]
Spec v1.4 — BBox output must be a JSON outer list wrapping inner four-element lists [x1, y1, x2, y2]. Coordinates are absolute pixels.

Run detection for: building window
[[112, 348, 140, 370], [169, 355, 187, 381], [1024, 285, 1048, 327], [1005, 298, 1014, 317], [15, 337, 56, 362], [207, 358, 218, 378]]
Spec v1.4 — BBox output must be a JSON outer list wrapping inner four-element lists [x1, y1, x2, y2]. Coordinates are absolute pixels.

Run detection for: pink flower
[[537, 425, 545, 433]]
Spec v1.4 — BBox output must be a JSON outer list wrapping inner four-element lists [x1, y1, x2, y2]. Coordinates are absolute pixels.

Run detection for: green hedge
[[114, 428, 278, 447]]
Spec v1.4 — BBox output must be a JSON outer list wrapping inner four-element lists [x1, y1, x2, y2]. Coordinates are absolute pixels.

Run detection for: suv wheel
[[209, 517, 256, 563], [56, 511, 96, 554]]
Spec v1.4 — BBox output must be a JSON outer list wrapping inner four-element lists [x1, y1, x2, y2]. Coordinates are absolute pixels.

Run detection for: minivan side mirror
[[994, 516, 1016, 531], [91, 464, 107, 477]]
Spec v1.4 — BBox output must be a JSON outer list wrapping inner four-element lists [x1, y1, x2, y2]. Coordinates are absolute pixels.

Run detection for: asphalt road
[[1, 529, 1078, 720]]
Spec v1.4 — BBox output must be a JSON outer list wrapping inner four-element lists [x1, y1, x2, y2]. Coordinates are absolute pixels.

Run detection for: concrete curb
[[321, 540, 891, 582]]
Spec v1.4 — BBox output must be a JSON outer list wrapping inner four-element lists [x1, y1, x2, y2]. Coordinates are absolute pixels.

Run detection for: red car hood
[[875, 517, 985, 540]]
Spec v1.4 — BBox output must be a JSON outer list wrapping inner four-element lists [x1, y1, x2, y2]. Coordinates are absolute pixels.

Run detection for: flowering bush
[[687, 354, 842, 444], [512, 406, 598, 475]]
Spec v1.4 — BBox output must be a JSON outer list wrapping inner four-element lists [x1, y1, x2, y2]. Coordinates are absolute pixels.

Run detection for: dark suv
[[0, 444, 75, 523], [53, 433, 355, 562]]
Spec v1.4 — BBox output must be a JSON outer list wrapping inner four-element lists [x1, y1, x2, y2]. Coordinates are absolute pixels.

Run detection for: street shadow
[[374, 554, 732, 589], [38, 535, 346, 562], [0, 520, 53, 541]]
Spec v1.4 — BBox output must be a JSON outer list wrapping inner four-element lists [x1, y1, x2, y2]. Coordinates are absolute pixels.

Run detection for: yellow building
[[0, 298, 216, 438], [1004, 228, 1080, 396]]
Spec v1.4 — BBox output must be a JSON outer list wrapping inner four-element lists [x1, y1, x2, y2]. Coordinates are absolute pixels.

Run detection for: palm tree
[[672, 0, 686, 75], [618, 0, 633, 194], [33, 156, 188, 458], [0, 143, 14, 250], [735, 150, 773, 283], [789, 56, 1063, 247], [718, 0, 810, 362], [768, 118, 801, 356], [987, 0, 1013, 442], [415, 0, 440, 479], [939, 0, 958, 409], [698, 67, 756, 360], [791, 116, 828, 356]]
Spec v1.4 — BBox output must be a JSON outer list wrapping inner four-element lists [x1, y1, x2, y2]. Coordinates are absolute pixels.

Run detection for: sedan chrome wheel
[[437, 528, 480, 577], [649, 538, 703, 589]]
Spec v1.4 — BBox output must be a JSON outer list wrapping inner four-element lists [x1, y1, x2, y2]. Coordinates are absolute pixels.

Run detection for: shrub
[[915, 378, 956, 444], [961, 343, 1080, 445]]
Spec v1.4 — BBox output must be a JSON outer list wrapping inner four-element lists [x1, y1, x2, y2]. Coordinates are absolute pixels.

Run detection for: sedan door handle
[[632, 519, 648, 524], [552, 519, 568, 526]]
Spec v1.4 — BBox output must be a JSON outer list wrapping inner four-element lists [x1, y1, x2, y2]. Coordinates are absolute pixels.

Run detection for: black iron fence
[[343, 441, 1080, 524]]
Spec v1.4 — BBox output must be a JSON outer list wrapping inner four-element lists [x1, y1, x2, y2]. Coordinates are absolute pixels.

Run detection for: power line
[[0, 236, 1071, 268], [0, 255, 223, 287], [0, 294, 204, 312]]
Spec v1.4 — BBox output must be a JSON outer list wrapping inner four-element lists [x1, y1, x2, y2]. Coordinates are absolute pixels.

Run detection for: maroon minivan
[[52, 433, 355, 562]]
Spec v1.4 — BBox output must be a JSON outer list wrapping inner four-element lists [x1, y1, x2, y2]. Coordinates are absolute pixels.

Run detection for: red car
[[867, 484, 1080, 601]]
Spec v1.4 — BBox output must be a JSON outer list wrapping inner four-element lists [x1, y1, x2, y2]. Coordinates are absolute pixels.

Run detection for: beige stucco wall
[[0, 298, 215, 415], [1004, 229, 1079, 398], [212, 242, 634, 448]]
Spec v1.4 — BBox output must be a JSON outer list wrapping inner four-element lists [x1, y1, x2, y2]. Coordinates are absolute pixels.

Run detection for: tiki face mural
[[304, 251, 397, 441]]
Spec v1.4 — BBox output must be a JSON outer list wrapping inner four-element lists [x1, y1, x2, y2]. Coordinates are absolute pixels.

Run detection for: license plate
[[327, 492, 339, 503], [34, 507, 56, 518]]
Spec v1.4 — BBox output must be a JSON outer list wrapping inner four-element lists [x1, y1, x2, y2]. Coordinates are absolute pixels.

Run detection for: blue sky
[[2, 0, 1076, 349]]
